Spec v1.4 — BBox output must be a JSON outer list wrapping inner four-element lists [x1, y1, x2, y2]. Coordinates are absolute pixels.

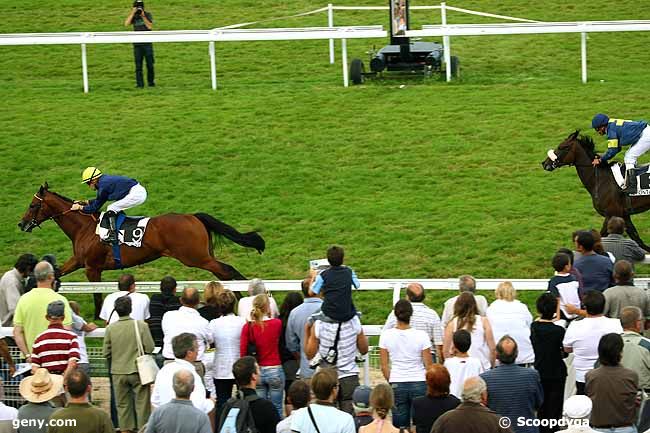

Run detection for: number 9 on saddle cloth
[[97, 212, 151, 268]]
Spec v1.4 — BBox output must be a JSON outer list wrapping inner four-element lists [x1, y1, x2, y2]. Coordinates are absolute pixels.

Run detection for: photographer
[[124, 0, 155, 88]]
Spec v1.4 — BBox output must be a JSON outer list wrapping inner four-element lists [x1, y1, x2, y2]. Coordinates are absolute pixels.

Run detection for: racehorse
[[542, 130, 650, 251], [18, 183, 265, 316]]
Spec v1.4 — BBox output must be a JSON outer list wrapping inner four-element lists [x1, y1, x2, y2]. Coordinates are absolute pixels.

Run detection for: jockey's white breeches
[[624, 126, 650, 170], [107, 184, 147, 213]]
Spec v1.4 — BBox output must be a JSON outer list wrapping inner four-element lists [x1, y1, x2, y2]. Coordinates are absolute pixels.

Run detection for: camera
[[133, 0, 144, 15]]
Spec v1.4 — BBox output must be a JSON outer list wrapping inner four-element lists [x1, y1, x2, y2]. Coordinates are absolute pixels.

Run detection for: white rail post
[[441, 2, 451, 82], [81, 42, 89, 93], [342, 38, 349, 87], [328, 3, 335, 64], [580, 31, 587, 84], [209, 41, 217, 90]]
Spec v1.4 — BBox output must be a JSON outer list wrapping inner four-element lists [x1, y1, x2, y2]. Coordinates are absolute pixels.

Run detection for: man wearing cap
[[30, 300, 80, 376], [591, 113, 650, 194], [351, 385, 373, 433], [557, 395, 598, 433], [17, 368, 63, 433], [70, 167, 147, 245]]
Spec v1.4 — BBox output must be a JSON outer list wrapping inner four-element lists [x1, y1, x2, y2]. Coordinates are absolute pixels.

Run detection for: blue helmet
[[592, 113, 609, 129]]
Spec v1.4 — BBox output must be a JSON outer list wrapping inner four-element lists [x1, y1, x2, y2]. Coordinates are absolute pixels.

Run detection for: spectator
[[276, 380, 311, 433], [0, 253, 37, 326], [486, 282, 534, 365], [18, 368, 63, 433], [556, 395, 597, 433], [238, 278, 280, 320], [0, 382, 18, 432], [308, 245, 360, 324], [573, 230, 614, 293], [563, 290, 623, 395], [359, 383, 399, 433], [602, 217, 646, 268], [304, 308, 369, 415], [620, 306, 650, 391], [124, 0, 155, 88], [48, 369, 113, 433], [103, 296, 154, 433], [444, 329, 484, 399], [383, 283, 443, 362], [443, 292, 496, 370], [161, 287, 213, 377], [586, 333, 638, 432], [151, 333, 214, 414], [591, 229, 615, 263], [198, 281, 224, 321], [290, 368, 355, 433], [604, 260, 650, 319], [13, 261, 72, 360], [219, 356, 279, 433], [69, 301, 97, 374], [279, 292, 303, 415], [30, 301, 79, 376], [352, 386, 373, 433], [146, 369, 211, 433], [431, 377, 513, 433], [547, 252, 581, 323], [208, 289, 245, 416], [147, 276, 181, 347], [441, 275, 488, 329], [556, 248, 584, 292], [286, 278, 323, 381], [99, 274, 150, 325], [0, 339, 15, 378], [480, 336, 543, 433], [530, 293, 567, 433], [412, 365, 460, 433], [379, 299, 432, 428], [240, 294, 285, 418]]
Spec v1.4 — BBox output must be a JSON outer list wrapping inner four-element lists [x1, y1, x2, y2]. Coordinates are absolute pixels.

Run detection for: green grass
[[2, 1, 650, 321]]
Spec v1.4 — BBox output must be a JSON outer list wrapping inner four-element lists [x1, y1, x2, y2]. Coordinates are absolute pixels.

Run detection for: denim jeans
[[593, 427, 637, 433], [257, 366, 285, 418], [391, 381, 427, 428]]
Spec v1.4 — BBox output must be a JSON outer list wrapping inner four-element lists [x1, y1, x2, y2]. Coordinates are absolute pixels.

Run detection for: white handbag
[[133, 320, 159, 385]]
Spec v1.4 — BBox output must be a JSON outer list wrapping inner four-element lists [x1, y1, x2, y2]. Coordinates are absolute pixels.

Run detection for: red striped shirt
[[31, 324, 80, 373]]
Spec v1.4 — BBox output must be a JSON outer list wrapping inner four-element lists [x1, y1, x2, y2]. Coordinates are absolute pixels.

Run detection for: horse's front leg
[[85, 267, 104, 320], [600, 216, 610, 238], [59, 256, 82, 277], [624, 215, 650, 252]]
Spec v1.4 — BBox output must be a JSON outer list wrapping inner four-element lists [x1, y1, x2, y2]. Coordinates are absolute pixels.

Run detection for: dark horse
[[18, 183, 265, 315], [542, 130, 650, 251]]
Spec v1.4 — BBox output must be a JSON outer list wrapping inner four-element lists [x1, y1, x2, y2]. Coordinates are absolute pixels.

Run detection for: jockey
[[591, 113, 650, 193], [70, 167, 147, 244]]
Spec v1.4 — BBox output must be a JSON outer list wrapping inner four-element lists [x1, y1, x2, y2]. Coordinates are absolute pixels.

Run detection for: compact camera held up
[[133, 0, 145, 16]]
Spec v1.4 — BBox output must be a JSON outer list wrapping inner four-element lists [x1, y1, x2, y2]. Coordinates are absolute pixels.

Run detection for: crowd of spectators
[[0, 228, 647, 433]]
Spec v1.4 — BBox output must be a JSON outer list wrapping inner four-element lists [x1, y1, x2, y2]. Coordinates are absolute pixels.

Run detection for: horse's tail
[[193, 213, 265, 255]]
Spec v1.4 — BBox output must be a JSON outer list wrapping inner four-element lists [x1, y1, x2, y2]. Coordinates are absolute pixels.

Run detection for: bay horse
[[18, 183, 265, 315], [542, 130, 650, 251]]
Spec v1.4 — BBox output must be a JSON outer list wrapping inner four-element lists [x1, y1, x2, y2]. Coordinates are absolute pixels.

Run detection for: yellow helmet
[[81, 167, 102, 184]]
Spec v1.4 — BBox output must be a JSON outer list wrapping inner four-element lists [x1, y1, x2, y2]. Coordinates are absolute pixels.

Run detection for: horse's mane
[[49, 190, 74, 203], [577, 134, 595, 154]]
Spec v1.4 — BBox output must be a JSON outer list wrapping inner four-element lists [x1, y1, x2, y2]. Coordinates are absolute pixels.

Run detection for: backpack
[[218, 390, 260, 433]]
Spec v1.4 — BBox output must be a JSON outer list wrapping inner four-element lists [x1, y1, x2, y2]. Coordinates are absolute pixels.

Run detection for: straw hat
[[19, 368, 64, 403]]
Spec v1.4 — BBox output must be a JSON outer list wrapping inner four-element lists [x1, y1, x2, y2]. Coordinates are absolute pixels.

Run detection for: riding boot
[[623, 168, 637, 194], [106, 211, 118, 245]]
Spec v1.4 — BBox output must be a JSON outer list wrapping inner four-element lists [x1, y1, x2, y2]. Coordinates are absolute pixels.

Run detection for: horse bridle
[[24, 193, 75, 231]]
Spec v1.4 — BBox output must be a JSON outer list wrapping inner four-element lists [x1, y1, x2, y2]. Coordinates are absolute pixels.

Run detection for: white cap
[[563, 395, 592, 419]]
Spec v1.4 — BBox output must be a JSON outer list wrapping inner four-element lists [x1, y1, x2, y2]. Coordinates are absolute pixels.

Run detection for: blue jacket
[[600, 118, 648, 163], [82, 174, 138, 213]]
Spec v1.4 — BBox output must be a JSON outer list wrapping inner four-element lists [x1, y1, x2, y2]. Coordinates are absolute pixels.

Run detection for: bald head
[[496, 335, 518, 364], [461, 377, 487, 404], [406, 283, 425, 302], [181, 287, 200, 308], [620, 306, 643, 332], [172, 369, 195, 399], [34, 261, 54, 287]]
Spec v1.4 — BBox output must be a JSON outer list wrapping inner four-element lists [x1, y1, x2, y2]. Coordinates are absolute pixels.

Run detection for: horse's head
[[18, 183, 56, 232], [542, 130, 587, 171]]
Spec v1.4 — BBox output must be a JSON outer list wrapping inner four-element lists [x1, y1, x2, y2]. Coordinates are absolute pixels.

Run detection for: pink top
[[240, 318, 282, 366]]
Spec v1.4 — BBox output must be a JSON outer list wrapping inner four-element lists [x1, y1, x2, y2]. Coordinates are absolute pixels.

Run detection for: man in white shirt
[[99, 274, 150, 325], [0, 381, 18, 430], [383, 283, 443, 362], [151, 332, 215, 415], [0, 253, 37, 326], [441, 275, 488, 329], [563, 290, 623, 395], [161, 287, 212, 362], [237, 278, 279, 320]]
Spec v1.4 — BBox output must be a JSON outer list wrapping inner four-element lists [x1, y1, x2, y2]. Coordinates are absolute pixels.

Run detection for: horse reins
[[31, 194, 97, 228]]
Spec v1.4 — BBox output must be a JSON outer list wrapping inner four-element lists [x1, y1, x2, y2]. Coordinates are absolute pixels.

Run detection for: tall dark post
[[389, 0, 411, 58]]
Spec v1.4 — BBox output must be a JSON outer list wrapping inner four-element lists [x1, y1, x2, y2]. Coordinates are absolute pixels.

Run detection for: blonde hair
[[495, 281, 516, 302], [203, 281, 224, 307], [370, 383, 394, 420], [251, 294, 270, 325]]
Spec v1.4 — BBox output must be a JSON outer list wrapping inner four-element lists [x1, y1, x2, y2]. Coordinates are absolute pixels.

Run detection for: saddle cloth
[[96, 212, 150, 247], [610, 163, 650, 196]]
